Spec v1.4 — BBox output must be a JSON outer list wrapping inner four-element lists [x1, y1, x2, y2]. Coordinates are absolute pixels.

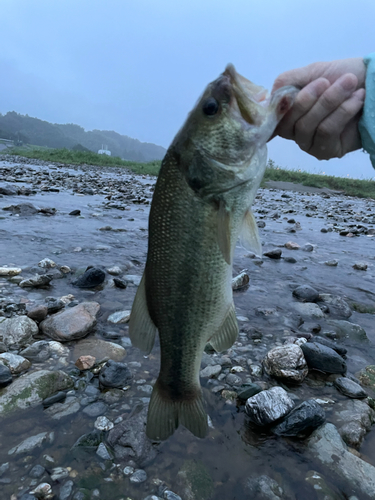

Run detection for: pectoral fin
[[129, 272, 157, 354], [240, 209, 262, 256], [208, 304, 238, 352], [217, 200, 232, 265]]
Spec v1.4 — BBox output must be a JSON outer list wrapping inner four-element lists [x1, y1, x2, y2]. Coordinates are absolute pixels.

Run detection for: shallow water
[[0, 159, 374, 499]]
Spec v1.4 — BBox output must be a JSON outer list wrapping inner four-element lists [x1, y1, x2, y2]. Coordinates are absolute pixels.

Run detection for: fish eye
[[202, 98, 219, 116]]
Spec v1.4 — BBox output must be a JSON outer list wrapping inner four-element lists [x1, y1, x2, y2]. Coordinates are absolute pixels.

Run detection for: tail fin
[[146, 381, 208, 441]]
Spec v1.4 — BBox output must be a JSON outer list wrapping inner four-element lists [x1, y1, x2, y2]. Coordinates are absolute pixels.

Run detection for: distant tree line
[[0, 111, 166, 162]]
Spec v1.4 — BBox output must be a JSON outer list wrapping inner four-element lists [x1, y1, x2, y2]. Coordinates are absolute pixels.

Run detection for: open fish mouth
[[223, 63, 269, 126]]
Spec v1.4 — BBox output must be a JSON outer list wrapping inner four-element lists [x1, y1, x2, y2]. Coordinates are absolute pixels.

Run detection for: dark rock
[[27, 305, 48, 323], [0, 365, 12, 387], [29, 465, 46, 478], [237, 383, 262, 401], [46, 298, 65, 314], [299, 322, 321, 334], [272, 399, 325, 437], [334, 377, 367, 399], [107, 405, 157, 465], [264, 249, 282, 259], [2, 202, 39, 215], [292, 285, 319, 302], [113, 277, 128, 289], [0, 185, 18, 195], [310, 336, 347, 356], [99, 359, 132, 388], [20, 341, 51, 362], [284, 256, 296, 263], [73, 267, 105, 288], [301, 342, 346, 374], [69, 210, 81, 216], [42, 391, 67, 408], [73, 429, 102, 449]]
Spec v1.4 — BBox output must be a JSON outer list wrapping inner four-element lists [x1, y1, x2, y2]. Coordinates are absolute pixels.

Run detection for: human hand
[[272, 58, 366, 160]]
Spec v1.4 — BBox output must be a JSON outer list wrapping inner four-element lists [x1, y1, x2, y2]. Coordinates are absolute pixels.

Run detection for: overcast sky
[[1, 0, 374, 178]]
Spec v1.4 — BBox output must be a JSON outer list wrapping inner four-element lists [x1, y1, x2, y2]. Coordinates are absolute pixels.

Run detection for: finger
[[272, 66, 314, 93], [309, 88, 365, 159], [274, 77, 330, 140], [294, 73, 358, 152]]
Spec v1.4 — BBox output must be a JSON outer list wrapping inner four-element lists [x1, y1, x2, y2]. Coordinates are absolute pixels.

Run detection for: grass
[[4, 147, 375, 199], [7, 146, 162, 176], [263, 159, 375, 199]]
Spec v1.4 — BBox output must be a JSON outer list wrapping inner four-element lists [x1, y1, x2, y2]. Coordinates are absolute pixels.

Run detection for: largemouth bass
[[129, 64, 297, 440]]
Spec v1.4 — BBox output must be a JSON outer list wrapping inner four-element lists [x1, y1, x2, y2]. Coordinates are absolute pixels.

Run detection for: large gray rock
[[73, 338, 126, 363], [0, 315, 38, 349], [20, 340, 52, 362], [19, 274, 53, 288], [40, 301, 100, 341], [107, 406, 157, 466], [44, 397, 81, 420], [246, 475, 284, 500], [272, 400, 325, 438], [291, 302, 325, 318], [0, 369, 73, 416], [332, 399, 375, 448], [326, 320, 368, 342], [263, 345, 308, 382], [308, 423, 375, 498], [245, 387, 295, 426], [292, 285, 319, 302], [334, 377, 367, 399]]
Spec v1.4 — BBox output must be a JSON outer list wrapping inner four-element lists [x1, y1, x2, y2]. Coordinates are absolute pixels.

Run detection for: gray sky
[[1, 0, 374, 179]]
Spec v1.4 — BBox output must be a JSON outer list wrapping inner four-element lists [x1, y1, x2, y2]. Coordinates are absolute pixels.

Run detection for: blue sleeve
[[358, 52, 375, 169]]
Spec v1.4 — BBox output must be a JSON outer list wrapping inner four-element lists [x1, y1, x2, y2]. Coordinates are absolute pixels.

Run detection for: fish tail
[[146, 381, 208, 441]]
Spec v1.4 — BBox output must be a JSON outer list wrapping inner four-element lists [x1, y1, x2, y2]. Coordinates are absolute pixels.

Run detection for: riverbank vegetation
[[6, 147, 375, 199]]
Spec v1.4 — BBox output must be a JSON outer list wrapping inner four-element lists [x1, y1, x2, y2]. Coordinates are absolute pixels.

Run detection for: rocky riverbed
[[0, 154, 374, 500]]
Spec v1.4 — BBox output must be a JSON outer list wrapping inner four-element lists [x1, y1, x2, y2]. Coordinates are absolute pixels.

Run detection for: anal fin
[[208, 304, 238, 352], [146, 381, 208, 441], [129, 272, 157, 354]]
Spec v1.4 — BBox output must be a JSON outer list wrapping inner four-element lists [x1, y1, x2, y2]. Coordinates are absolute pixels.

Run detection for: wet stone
[[44, 397, 80, 419], [96, 442, 112, 460], [46, 297, 65, 314], [0, 315, 39, 349], [318, 294, 352, 318], [246, 475, 284, 500], [310, 336, 347, 356], [8, 432, 54, 455], [245, 386, 295, 426], [334, 399, 375, 448], [130, 469, 147, 483], [0, 353, 31, 374], [200, 364, 222, 378], [272, 399, 326, 437], [42, 391, 67, 408], [73, 267, 105, 288], [292, 285, 319, 302], [334, 377, 367, 399], [163, 491, 182, 500], [27, 305, 49, 322], [0, 364, 12, 386], [113, 277, 127, 288], [19, 274, 53, 288], [29, 464, 46, 478], [326, 320, 368, 342], [237, 383, 262, 401], [20, 340, 51, 362], [353, 262, 367, 271], [264, 249, 282, 259], [82, 401, 108, 417], [99, 359, 132, 388], [263, 344, 308, 383], [301, 342, 347, 374], [59, 480, 74, 500]]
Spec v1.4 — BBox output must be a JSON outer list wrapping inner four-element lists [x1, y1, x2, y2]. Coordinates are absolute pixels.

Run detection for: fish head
[[173, 64, 298, 186]]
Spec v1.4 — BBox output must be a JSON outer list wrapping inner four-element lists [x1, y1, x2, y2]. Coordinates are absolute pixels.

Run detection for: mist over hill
[[0, 111, 166, 162]]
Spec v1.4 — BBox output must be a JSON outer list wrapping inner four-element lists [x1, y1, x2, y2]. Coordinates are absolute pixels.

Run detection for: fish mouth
[[223, 64, 268, 125]]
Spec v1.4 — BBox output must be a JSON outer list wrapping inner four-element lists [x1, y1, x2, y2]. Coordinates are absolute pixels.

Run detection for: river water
[[0, 157, 374, 500]]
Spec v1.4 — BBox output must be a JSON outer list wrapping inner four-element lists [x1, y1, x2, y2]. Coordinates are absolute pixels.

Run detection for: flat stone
[[200, 364, 222, 379], [318, 294, 352, 318], [0, 369, 73, 416], [0, 353, 31, 374], [75, 355, 96, 370], [130, 469, 147, 483], [325, 260, 338, 266], [106, 266, 122, 276], [245, 387, 295, 426], [301, 342, 346, 374], [19, 274, 53, 288], [246, 475, 284, 500], [44, 397, 80, 420], [0, 315, 39, 349], [334, 377, 367, 399], [107, 310, 131, 324], [333, 399, 375, 448], [263, 345, 308, 382], [308, 423, 375, 497], [40, 301, 100, 341], [20, 340, 51, 362], [82, 401, 108, 417], [96, 442, 112, 460], [73, 338, 126, 363], [8, 432, 54, 455], [0, 267, 22, 276], [272, 400, 325, 437]]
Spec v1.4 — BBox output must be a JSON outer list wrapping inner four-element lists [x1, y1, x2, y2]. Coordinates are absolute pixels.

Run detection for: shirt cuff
[[359, 52, 375, 169]]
